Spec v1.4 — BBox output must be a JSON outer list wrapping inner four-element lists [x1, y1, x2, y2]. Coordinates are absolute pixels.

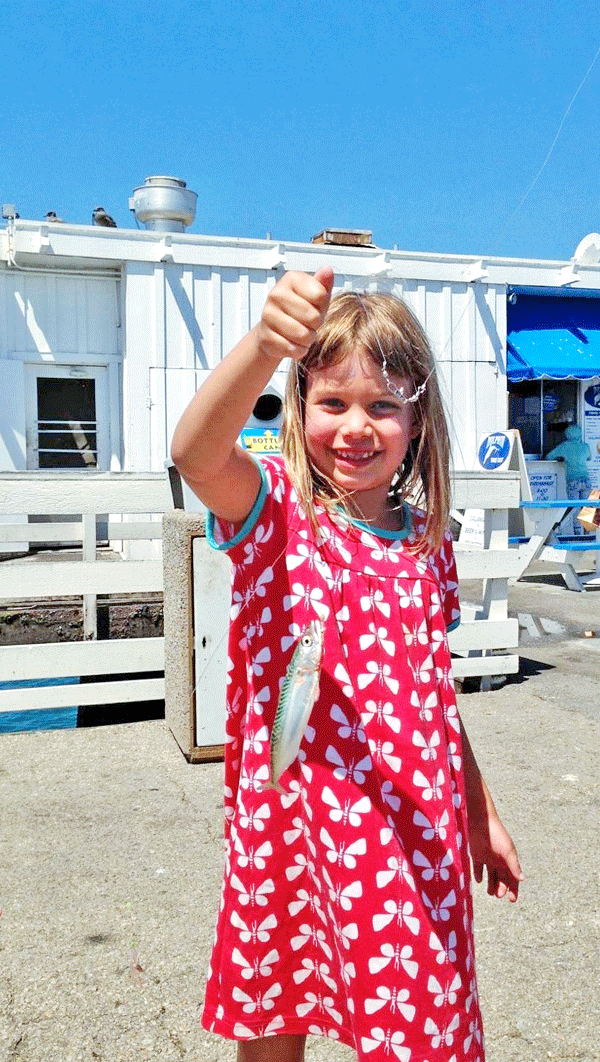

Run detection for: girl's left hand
[[469, 812, 524, 903]]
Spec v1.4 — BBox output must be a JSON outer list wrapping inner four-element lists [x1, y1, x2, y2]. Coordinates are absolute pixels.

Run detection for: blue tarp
[[507, 294, 600, 382]]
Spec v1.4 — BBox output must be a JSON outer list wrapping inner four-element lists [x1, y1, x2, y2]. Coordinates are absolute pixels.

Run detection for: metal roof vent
[[129, 176, 197, 233]]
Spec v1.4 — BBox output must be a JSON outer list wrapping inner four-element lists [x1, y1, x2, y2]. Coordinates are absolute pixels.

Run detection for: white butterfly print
[[335, 604, 350, 627], [380, 779, 401, 812], [247, 723, 269, 755], [448, 740, 461, 769], [285, 851, 315, 882], [364, 986, 415, 1022], [321, 786, 371, 827], [360, 586, 391, 618], [232, 981, 282, 1013], [368, 539, 403, 565], [341, 960, 356, 986], [240, 762, 270, 792], [402, 618, 429, 648], [239, 606, 273, 650], [288, 888, 326, 923], [233, 1015, 285, 1039], [464, 1017, 483, 1052], [427, 972, 462, 1007], [325, 746, 372, 785], [368, 943, 418, 979], [230, 874, 275, 908], [410, 688, 437, 722], [372, 899, 419, 936], [241, 520, 275, 566], [409, 653, 434, 686], [282, 582, 329, 620], [283, 816, 304, 845], [413, 767, 445, 802], [320, 827, 367, 869], [247, 684, 270, 719], [413, 808, 449, 840], [412, 727, 440, 761], [398, 580, 423, 609], [290, 923, 333, 960], [233, 835, 273, 871], [248, 646, 271, 676], [361, 699, 401, 734], [296, 992, 342, 1025], [325, 564, 350, 595], [280, 621, 304, 653], [436, 661, 455, 691], [357, 660, 400, 694], [323, 873, 363, 912], [359, 622, 395, 656], [230, 566, 275, 619], [368, 737, 402, 773], [425, 1014, 460, 1049], [329, 704, 367, 744], [333, 661, 354, 698], [412, 848, 453, 883], [231, 946, 279, 980], [429, 929, 458, 965], [237, 799, 271, 832], [361, 1027, 410, 1060], [421, 888, 457, 923], [376, 855, 416, 892], [230, 911, 277, 944], [286, 541, 318, 572], [293, 958, 337, 992], [334, 920, 359, 951], [444, 699, 461, 733]]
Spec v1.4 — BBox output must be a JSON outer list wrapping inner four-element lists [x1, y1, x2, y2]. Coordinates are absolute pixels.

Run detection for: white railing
[[0, 472, 173, 714]]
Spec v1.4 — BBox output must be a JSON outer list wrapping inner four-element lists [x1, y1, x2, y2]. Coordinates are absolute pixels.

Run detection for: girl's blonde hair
[[280, 290, 451, 554]]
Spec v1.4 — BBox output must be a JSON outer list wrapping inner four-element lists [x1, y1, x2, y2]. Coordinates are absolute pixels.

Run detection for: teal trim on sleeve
[[447, 616, 461, 632], [206, 459, 268, 551]]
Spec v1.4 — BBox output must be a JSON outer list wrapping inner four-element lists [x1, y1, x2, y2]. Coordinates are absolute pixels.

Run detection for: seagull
[[44, 211, 64, 223], [92, 206, 117, 228]]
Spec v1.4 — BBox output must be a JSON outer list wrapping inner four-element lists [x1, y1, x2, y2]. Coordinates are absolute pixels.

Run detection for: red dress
[[202, 456, 484, 1062]]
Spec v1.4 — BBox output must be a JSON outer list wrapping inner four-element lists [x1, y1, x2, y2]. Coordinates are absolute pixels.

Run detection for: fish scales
[[267, 619, 324, 792]]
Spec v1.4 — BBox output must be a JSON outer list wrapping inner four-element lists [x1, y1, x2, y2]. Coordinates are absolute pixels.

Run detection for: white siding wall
[[1, 247, 510, 477], [0, 268, 120, 473], [129, 262, 507, 474]]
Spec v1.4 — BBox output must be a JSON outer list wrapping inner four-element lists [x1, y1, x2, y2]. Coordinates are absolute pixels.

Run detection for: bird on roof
[[44, 211, 64, 223], [92, 206, 117, 228]]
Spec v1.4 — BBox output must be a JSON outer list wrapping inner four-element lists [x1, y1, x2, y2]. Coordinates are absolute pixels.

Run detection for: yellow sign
[[241, 429, 281, 453]]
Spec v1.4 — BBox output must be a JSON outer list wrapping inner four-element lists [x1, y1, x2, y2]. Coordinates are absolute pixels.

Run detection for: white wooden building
[[2, 181, 600, 486]]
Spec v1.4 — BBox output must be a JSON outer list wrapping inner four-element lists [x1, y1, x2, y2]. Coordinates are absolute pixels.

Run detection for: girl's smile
[[303, 351, 420, 527]]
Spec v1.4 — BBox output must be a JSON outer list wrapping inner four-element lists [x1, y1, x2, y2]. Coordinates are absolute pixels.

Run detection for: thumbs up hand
[[256, 267, 335, 362]]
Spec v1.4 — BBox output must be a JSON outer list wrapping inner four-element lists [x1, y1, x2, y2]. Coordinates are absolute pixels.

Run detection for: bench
[[515, 500, 600, 591]]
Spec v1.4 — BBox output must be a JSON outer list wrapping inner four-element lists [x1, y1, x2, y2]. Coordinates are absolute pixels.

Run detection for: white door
[[25, 364, 110, 471]]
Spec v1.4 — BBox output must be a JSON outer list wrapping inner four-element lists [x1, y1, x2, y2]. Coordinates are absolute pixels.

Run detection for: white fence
[[0, 468, 521, 725], [0, 472, 173, 714]]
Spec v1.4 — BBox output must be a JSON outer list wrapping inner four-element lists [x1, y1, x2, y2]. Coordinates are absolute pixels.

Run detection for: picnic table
[[511, 499, 600, 592]]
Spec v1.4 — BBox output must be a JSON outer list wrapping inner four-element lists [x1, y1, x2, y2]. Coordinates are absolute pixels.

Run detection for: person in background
[[546, 424, 592, 536]]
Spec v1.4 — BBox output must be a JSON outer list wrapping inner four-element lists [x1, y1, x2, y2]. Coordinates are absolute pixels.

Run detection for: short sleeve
[[205, 455, 292, 569], [439, 530, 461, 632]]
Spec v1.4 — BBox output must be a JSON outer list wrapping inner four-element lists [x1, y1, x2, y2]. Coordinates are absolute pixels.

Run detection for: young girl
[[171, 267, 523, 1062]]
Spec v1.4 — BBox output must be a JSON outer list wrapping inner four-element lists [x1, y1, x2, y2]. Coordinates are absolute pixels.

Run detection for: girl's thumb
[[314, 266, 335, 295]]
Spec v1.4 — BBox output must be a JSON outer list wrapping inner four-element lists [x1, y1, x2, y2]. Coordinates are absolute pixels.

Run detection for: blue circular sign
[[478, 432, 511, 470]]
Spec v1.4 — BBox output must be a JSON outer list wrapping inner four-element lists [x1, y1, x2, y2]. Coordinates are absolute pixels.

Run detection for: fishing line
[[495, 40, 600, 249]]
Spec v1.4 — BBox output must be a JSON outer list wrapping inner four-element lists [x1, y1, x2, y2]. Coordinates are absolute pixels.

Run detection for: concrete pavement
[[1, 570, 599, 1061]]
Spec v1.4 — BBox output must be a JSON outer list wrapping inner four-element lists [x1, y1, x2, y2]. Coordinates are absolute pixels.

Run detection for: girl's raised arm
[[170, 267, 334, 524]]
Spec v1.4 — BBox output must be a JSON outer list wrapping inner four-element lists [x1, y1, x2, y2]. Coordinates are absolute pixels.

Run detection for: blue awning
[[507, 294, 600, 382]]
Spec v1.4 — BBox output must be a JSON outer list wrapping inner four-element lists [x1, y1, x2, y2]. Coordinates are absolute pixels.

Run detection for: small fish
[[265, 619, 324, 792]]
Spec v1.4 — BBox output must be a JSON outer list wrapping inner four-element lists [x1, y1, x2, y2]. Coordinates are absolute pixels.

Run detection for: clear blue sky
[[3, 0, 600, 261]]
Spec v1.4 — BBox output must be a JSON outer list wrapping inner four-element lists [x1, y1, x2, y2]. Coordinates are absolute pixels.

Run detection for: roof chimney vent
[[311, 228, 373, 247], [129, 176, 197, 233]]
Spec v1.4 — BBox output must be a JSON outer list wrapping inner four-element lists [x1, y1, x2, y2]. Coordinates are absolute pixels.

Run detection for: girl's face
[[304, 349, 420, 525]]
